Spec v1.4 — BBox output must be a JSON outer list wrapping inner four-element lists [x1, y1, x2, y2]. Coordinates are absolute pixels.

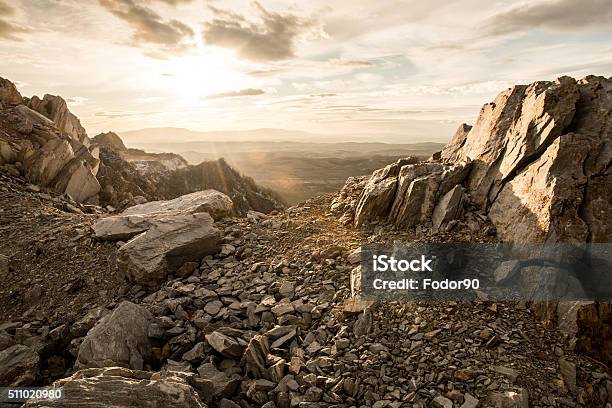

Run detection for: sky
[[0, 0, 611, 141]]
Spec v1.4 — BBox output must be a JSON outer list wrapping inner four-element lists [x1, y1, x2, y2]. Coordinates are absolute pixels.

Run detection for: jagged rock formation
[[333, 75, 612, 363], [0, 77, 283, 213], [0, 77, 101, 203], [26, 94, 89, 146], [336, 75, 611, 244]]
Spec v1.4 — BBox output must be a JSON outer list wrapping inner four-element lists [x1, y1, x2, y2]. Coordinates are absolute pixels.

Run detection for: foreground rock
[[77, 301, 152, 369], [22, 367, 206, 408], [93, 190, 234, 240], [118, 213, 221, 287], [0, 344, 40, 386]]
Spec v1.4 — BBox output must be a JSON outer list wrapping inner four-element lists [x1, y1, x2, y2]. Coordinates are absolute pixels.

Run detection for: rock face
[[335, 75, 611, 244], [0, 77, 23, 106], [26, 94, 89, 145], [118, 213, 221, 287], [77, 301, 152, 370], [0, 77, 101, 203], [443, 75, 611, 244], [346, 158, 471, 228], [22, 367, 207, 408], [93, 190, 234, 240]]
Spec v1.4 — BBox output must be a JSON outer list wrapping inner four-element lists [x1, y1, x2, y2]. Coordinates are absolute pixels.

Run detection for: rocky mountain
[[1, 75, 611, 408], [0, 77, 283, 214]]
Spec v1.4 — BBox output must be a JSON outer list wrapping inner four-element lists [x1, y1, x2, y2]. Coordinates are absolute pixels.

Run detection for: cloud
[[66, 96, 89, 106], [328, 58, 373, 66], [206, 88, 266, 99], [202, 2, 318, 62], [99, 0, 194, 56], [482, 0, 612, 35], [0, 0, 27, 41]]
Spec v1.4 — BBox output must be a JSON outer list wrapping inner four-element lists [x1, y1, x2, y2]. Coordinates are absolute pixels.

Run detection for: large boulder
[[27, 94, 89, 145], [22, 367, 207, 408], [54, 158, 101, 203], [93, 190, 233, 241], [118, 213, 221, 287], [76, 301, 153, 370]]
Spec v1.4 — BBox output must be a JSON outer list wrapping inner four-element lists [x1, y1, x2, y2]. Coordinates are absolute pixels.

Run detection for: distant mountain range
[[117, 125, 458, 145]]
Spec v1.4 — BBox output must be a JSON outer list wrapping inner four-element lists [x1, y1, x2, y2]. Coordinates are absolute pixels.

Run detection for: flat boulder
[[118, 213, 221, 287], [22, 367, 207, 408], [94, 190, 233, 241], [76, 301, 152, 370]]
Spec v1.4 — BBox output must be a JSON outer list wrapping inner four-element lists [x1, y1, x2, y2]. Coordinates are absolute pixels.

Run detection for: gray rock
[[93, 190, 233, 240], [494, 260, 522, 285], [432, 396, 453, 408], [432, 185, 465, 231], [205, 330, 244, 359], [559, 358, 576, 392], [118, 213, 221, 287], [76, 301, 152, 370], [0, 344, 40, 386]]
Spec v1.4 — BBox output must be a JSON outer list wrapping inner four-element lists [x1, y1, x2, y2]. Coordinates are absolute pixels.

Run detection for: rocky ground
[[1, 171, 610, 407]]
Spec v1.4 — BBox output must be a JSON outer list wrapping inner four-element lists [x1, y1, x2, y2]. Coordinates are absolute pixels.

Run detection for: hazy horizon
[[1, 0, 612, 140]]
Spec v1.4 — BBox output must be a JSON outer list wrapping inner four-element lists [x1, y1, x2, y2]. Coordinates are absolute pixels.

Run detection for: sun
[[162, 50, 248, 103]]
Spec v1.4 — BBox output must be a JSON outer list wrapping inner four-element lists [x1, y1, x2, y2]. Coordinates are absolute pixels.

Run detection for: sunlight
[[162, 50, 248, 103]]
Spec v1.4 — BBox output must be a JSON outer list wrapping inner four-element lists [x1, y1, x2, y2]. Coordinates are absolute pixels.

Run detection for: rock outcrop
[[22, 367, 207, 408], [335, 75, 611, 245], [333, 75, 612, 363], [93, 190, 234, 240], [26, 94, 89, 145], [0, 77, 100, 203]]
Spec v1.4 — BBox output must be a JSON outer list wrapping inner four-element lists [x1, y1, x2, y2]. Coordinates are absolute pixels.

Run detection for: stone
[[0, 76, 23, 106], [27, 94, 89, 144], [491, 365, 520, 383], [94, 190, 233, 240], [488, 388, 529, 408], [245, 335, 271, 380], [558, 358, 576, 391], [494, 260, 522, 285], [461, 393, 479, 408], [205, 331, 244, 359], [432, 185, 465, 231], [346, 247, 361, 264], [182, 342, 206, 362], [354, 176, 398, 226], [441, 123, 472, 162], [0, 344, 40, 386], [76, 301, 152, 370], [24, 138, 75, 186], [118, 213, 221, 287], [390, 169, 442, 227], [196, 362, 239, 400], [432, 396, 453, 408], [22, 367, 206, 408]]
